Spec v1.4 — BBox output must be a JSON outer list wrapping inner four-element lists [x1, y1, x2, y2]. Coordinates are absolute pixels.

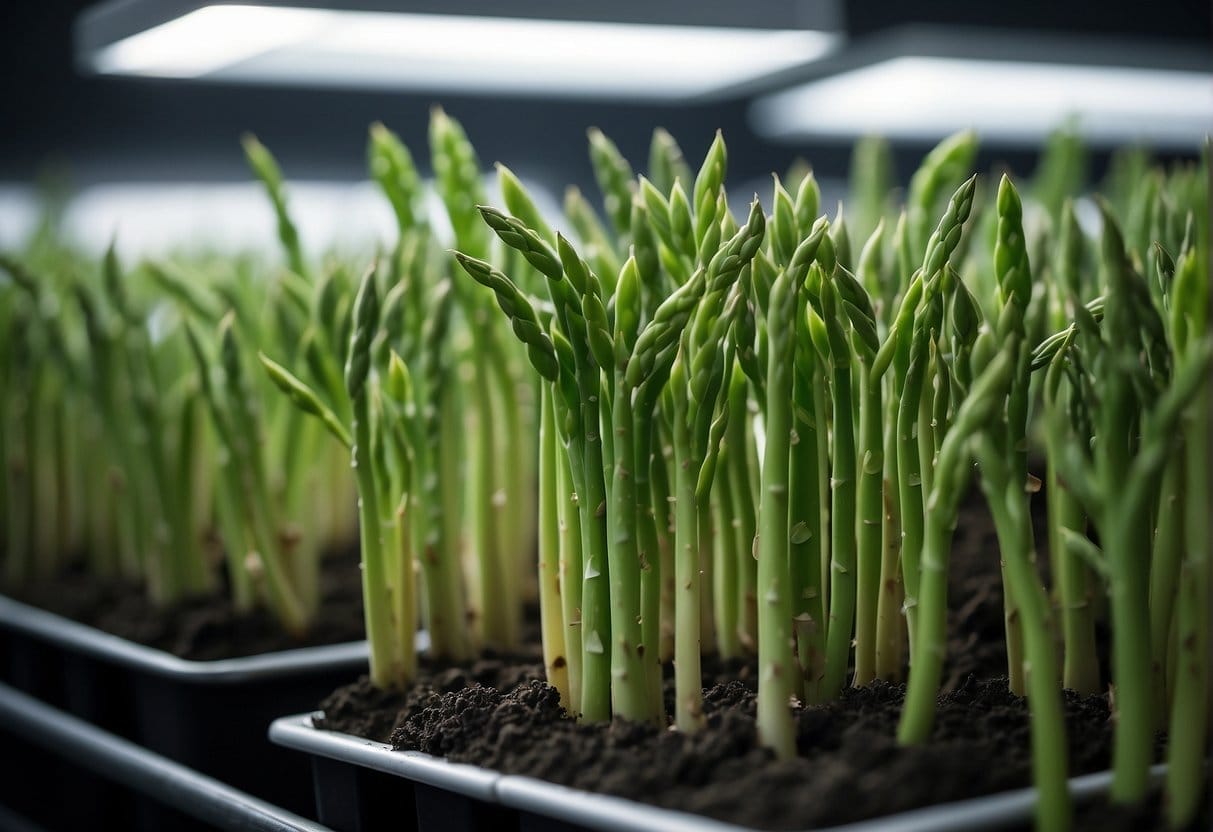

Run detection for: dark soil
[[12, 550, 365, 660], [314, 491, 1167, 830]]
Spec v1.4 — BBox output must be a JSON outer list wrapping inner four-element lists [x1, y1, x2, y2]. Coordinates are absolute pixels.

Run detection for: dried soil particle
[[12, 550, 365, 660]]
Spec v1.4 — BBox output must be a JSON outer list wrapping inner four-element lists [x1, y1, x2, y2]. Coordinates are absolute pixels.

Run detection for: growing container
[[0, 593, 368, 813], [0, 679, 332, 831], [269, 713, 513, 832], [270, 712, 1167, 832]]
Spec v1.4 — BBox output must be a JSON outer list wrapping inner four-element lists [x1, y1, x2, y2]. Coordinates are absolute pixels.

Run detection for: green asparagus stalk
[[1163, 244, 1210, 829], [757, 221, 828, 759], [899, 347, 1015, 744]]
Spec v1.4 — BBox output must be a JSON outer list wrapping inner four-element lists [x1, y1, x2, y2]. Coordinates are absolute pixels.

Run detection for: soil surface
[[316, 491, 1171, 830], [11, 550, 365, 660]]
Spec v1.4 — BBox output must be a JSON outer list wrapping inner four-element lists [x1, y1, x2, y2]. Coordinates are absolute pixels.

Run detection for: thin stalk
[[900, 349, 1012, 744], [725, 365, 759, 653], [713, 463, 741, 659], [756, 268, 800, 760], [697, 493, 717, 657], [555, 410, 584, 714], [1049, 454, 1099, 694], [810, 363, 832, 617], [634, 393, 665, 712], [345, 274, 405, 688], [789, 356, 825, 700], [571, 373, 612, 722], [671, 368, 705, 732], [982, 465, 1072, 832], [607, 261, 658, 722], [1148, 454, 1183, 717], [538, 383, 570, 707], [895, 338, 928, 644], [424, 380, 474, 660], [351, 398, 404, 688], [652, 425, 676, 663], [1166, 386, 1209, 829], [468, 329, 513, 650], [853, 362, 885, 686], [822, 304, 858, 700]]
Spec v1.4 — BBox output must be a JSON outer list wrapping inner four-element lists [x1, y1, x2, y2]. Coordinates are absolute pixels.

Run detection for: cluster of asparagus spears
[[451, 128, 1208, 832], [0, 195, 360, 632], [1, 110, 1206, 831]]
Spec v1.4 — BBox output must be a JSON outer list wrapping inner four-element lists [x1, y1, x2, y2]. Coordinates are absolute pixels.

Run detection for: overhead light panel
[[79, 2, 840, 100], [749, 29, 1212, 147]]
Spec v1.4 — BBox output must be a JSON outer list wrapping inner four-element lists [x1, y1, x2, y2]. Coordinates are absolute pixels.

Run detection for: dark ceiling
[[1, 1, 1209, 195]]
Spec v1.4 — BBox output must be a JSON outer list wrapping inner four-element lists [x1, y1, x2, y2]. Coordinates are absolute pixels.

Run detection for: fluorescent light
[[89, 4, 837, 98], [93, 6, 330, 77], [750, 56, 1212, 147]]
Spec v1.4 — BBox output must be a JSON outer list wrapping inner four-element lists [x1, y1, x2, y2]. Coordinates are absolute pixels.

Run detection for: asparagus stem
[[555, 404, 584, 714], [979, 455, 1072, 832], [346, 273, 406, 688], [671, 366, 705, 732], [1166, 385, 1209, 829], [538, 382, 571, 707], [713, 457, 741, 659], [852, 361, 885, 686], [1046, 408, 1099, 693], [789, 349, 825, 701], [606, 258, 658, 722], [1148, 455, 1183, 717], [900, 349, 1014, 744], [757, 221, 827, 758], [724, 364, 759, 653], [652, 422, 677, 663], [633, 389, 666, 711], [756, 268, 800, 759]]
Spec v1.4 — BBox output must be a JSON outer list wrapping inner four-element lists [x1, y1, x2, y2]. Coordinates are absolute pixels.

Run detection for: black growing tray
[[0, 594, 369, 815], [0, 679, 333, 831]]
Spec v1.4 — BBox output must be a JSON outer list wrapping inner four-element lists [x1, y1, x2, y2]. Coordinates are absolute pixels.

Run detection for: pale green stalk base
[[568, 399, 611, 723], [556, 434, 584, 715], [875, 416, 905, 679], [822, 361, 857, 700], [698, 500, 717, 657], [421, 386, 474, 662], [538, 385, 570, 707], [853, 370, 885, 686], [470, 351, 513, 651], [672, 390, 705, 732], [353, 412, 407, 690], [1048, 458, 1099, 694], [608, 381, 659, 723], [757, 273, 799, 760], [713, 474, 741, 659], [651, 430, 676, 664], [790, 368, 825, 702], [898, 493, 959, 744], [983, 469, 1071, 832]]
